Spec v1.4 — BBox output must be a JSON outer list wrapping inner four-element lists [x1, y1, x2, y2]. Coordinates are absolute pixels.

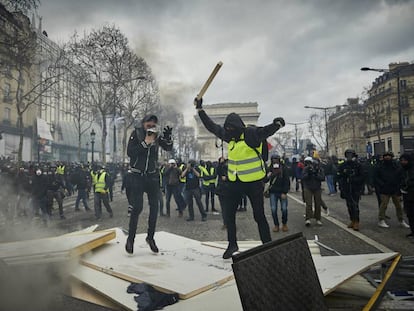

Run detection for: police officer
[[337, 149, 364, 231], [125, 115, 173, 254], [195, 97, 285, 259]]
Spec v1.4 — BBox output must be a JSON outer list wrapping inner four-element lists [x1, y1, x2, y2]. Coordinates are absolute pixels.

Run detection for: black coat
[[127, 126, 172, 173], [374, 160, 402, 195]]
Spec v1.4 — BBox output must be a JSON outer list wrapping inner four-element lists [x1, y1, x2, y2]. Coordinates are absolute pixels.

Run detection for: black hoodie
[[198, 110, 280, 161], [400, 154, 414, 199]]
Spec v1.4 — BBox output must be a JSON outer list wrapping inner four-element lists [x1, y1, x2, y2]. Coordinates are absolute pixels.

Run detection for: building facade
[[328, 98, 367, 158], [194, 102, 260, 161], [363, 62, 414, 156]]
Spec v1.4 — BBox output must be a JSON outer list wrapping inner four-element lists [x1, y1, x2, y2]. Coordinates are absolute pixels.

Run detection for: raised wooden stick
[[196, 61, 223, 101]]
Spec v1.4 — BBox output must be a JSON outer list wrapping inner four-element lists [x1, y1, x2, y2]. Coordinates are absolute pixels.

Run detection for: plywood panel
[[0, 230, 115, 265], [81, 229, 234, 299], [313, 253, 398, 295], [71, 265, 136, 311]]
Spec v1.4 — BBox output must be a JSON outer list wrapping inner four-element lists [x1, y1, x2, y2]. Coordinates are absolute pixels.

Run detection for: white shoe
[[378, 220, 389, 228], [323, 208, 330, 216], [316, 220, 323, 226], [400, 220, 410, 228], [305, 219, 311, 227]]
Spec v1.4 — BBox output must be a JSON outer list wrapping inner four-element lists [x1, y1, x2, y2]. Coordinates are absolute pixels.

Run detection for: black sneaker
[[186, 217, 194, 221], [125, 238, 134, 254], [109, 212, 113, 218], [146, 238, 159, 253], [223, 244, 239, 259], [202, 216, 207, 222], [60, 215, 66, 220]]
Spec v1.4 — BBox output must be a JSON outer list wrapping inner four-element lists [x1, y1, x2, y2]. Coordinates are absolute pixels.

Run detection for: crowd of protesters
[[0, 158, 123, 225]]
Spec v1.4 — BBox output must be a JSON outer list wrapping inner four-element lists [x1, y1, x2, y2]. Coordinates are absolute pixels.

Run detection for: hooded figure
[[195, 97, 285, 259]]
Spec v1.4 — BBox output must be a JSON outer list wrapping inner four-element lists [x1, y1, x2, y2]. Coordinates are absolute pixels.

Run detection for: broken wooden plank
[[81, 229, 234, 299], [0, 230, 115, 266]]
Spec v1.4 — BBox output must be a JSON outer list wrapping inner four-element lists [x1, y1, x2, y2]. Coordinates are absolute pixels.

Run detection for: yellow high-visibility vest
[[179, 164, 186, 183], [200, 166, 216, 186], [90, 171, 98, 186], [95, 171, 108, 193], [227, 134, 265, 182], [57, 165, 65, 175]]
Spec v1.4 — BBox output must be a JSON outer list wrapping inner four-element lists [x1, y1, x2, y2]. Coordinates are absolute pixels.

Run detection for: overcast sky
[[37, 0, 414, 133]]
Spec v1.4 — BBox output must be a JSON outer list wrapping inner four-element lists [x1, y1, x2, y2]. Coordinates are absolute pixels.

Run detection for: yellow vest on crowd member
[[57, 165, 65, 175], [179, 164, 186, 183], [90, 170, 98, 186], [227, 134, 266, 182], [95, 171, 108, 193], [200, 166, 216, 186]]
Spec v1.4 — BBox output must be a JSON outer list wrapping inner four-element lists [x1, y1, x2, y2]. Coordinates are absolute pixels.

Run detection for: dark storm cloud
[[37, 0, 414, 125]]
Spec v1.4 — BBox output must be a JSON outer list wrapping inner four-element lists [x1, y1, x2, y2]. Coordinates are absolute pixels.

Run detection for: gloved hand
[[273, 117, 285, 128], [194, 97, 203, 109], [163, 126, 173, 140]]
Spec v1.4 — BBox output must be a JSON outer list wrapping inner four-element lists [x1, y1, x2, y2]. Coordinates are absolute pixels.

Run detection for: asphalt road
[[1, 182, 413, 310]]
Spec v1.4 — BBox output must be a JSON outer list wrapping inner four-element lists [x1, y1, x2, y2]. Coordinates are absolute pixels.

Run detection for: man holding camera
[[302, 156, 325, 226], [337, 149, 364, 231], [125, 115, 173, 255]]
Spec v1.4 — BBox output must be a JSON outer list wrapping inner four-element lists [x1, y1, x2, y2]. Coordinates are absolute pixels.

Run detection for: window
[[400, 96, 408, 108], [403, 114, 409, 127], [4, 107, 11, 121], [3, 83, 11, 102], [387, 138, 392, 152], [400, 79, 407, 90]]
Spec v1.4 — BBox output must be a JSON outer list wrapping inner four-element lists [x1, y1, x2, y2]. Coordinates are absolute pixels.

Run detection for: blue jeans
[[326, 175, 336, 194], [269, 193, 288, 226]]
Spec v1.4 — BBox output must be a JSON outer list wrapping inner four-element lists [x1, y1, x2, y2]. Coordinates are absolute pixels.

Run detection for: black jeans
[[343, 191, 361, 222], [128, 173, 159, 242], [94, 192, 113, 218], [184, 187, 206, 219], [165, 184, 186, 215], [223, 180, 271, 246], [403, 195, 414, 234]]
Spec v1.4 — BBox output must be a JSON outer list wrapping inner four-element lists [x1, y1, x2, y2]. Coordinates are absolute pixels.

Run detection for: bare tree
[[0, 12, 63, 163], [66, 25, 133, 163], [2, 0, 40, 13], [119, 53, 159, 162], [308, 112, 326, 152]]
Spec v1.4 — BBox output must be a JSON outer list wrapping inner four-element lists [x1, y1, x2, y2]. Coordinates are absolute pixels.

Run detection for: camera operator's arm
[[316, 167, 325, 182]]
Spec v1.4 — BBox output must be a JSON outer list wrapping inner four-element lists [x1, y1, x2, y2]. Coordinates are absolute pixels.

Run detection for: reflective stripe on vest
[[227, 135, 265, 182], [95, 171, 108, 193]]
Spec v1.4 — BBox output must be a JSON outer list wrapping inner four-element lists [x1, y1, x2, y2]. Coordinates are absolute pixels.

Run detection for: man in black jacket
[[337, 149, 364, 231], [71, 165, 90, 212], [125, 115, 173, 254], [195, 97, 285, 259]]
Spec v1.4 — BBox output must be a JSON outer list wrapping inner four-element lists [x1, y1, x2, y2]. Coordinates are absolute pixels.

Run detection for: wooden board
[[71, 265, 136, 311], [81, 229, 234, 299], [313, 252, 398, 295], [0, 230, 115, 266], [70, 277, 123, 311]]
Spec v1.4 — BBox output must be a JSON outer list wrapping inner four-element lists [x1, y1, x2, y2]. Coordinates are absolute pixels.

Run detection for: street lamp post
[[287, 122, 307, 154], [90, 129, 96, 164], [86, 142, 89, 163], [361, 66, 404, 154]]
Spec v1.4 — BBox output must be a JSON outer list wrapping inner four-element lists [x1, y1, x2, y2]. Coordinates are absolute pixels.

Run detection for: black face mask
[[225, 128, 243, 140]]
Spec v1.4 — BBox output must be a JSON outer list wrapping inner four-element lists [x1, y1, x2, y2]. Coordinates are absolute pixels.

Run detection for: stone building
[[194, 102, 260, 161], [328, 98, 366, 157], [363, 62, 414, 156]]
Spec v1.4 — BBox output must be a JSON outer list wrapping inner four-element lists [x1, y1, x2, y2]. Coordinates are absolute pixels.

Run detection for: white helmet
[[304, 156, 313, 162], [168, 159, 176, 164]]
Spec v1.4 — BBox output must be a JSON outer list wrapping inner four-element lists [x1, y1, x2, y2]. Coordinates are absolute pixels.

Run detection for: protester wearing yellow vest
[[93, 164, 113, 220], [200, 160, 218, 213], [196, 97, 285, 259]]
